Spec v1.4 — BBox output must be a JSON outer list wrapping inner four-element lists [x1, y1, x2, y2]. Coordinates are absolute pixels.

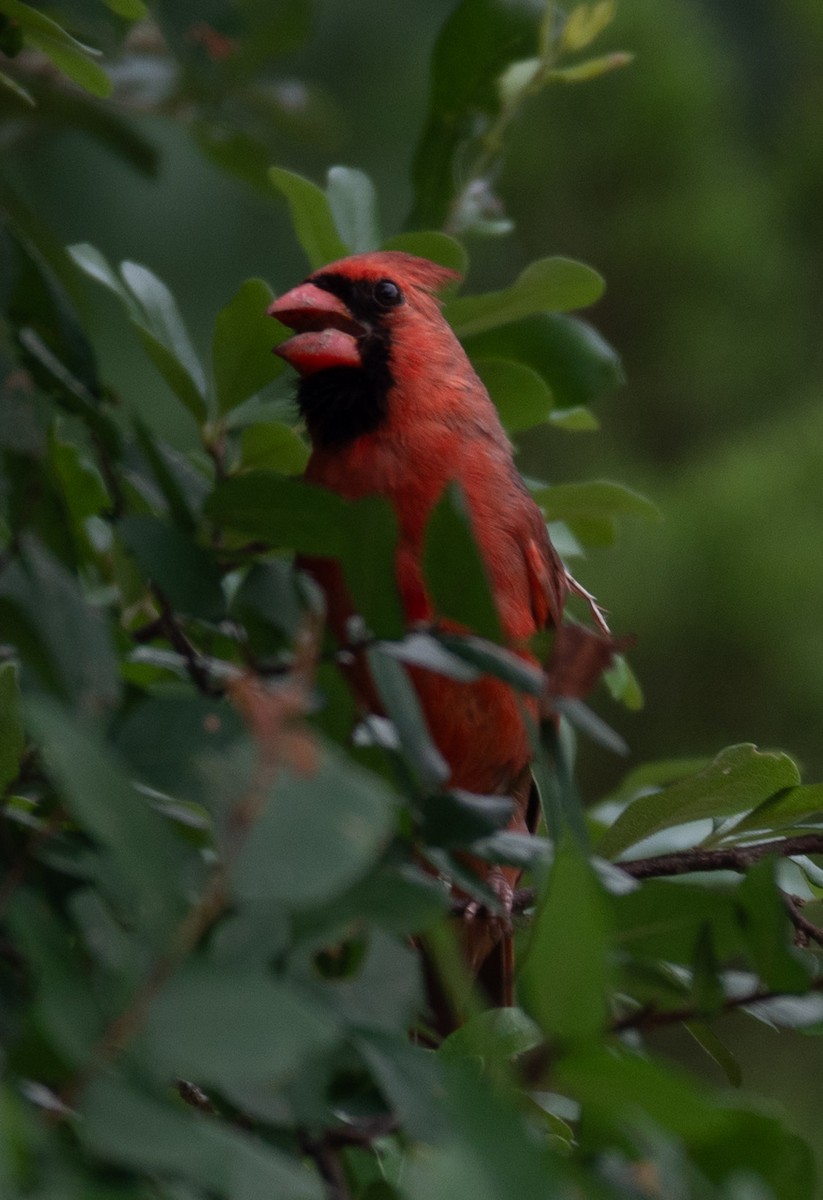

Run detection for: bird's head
[[268, 251, 461, 448]]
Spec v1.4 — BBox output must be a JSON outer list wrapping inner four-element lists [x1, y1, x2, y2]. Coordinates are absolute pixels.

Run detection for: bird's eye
[[373, 279, 403, 308]]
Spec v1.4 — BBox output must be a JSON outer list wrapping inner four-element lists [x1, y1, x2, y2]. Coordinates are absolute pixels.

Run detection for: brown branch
[[298, 1131, 351, 1200], [176, 1079, 398, 1158], [295, 1116, 401, 1197], [59, 622, 321, 1111], [617, 833, 823, 880], [152, 590, 223, 697], [782, 892, 823, 948], [62, 863, 230, 1109], [492, 833, 823, 918], [611, 974, 823, 1035]]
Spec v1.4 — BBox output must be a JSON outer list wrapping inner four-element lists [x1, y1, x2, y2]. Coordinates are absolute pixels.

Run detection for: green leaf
[[32, 36, 111, 101], [548, 405, 599, 431], [366, 645, 449, 788], [406, 1060, 567, 1200], [239, 421, 309, 474], [358, 1030, 444, 1141], [101, 0, 148, 18], [533, 479, 660, 525], [1, 0, 112, 98], [554, 697, 628, 756], [462, 314, 623, 409], [324, 933, 423, 1035], [736, 860, 810, 992], [613, 879, 741, 967], [49, 426, 109, 525], [600, 755, 713, 807], [598, 744, 802, 860], [382, 231, 468, 278], [206, 471, 348, 557], [446, 258, 604, 339], [0, 538, 119, 712], [557, 1044, 814, 1198], [69, 246, 207, 422], [717, 783, 823, 842], [0, 68, 33, 105], [0, 663, 25, 794], [418, 789, 514, 848], [212, 277, 283, 415], [133, 419, 203, 529], [548, 52, 634, 84], [685, 1021, 742, 1087], [344, 495, 405, 638], [231, 740, 395, 907], [114, 693, 243, 806], [424, 482, 502, 641], [380, 631, 479, 683], [80, 1076, 324, 1199], [469, 829, 552, 868], [68, 243, 134, 311], [268, 167, 348, 269], [407, 0, 544, 229], [473, 358, 553, 432], [118, 515, 226, 621], [520, 836, 610, 1042], [690, 923, 725, 1013], [440, 1006, 543, 1066], [335, 864, 449, 935], [147, 964, 338, 1086], [602, 653, 644, 711], [531, 717, 588, 844], [208, 472, 402, 635], [497, 56, 542, 106], [121, 261, 208, 422], [5, 888, 103, 1064], [437, 634, 543, 695], [326, 165, 381, 253], [559, 1, 616, 53], [7, 217, 103, 399], [24, 698, 184, 924], [230, 559, 304, 648]]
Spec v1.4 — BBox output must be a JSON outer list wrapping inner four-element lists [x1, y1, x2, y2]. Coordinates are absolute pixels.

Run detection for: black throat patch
[[295, 272, 396, 448]]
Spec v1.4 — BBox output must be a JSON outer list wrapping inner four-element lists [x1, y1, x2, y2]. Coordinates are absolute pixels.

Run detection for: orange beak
[[268, 283, 363, 376]]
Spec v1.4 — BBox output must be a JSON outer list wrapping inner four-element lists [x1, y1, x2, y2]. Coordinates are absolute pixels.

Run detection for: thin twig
[[58, 621, 322, 1110], [782, 892, 823, 948], [298, 1131, 351, 1200], [63, 866, 229, 1108], [617, 833, 823, 880], [611, 974, 823, 1035], [154, 590, 223, 697], [494, 833, 823, 918]]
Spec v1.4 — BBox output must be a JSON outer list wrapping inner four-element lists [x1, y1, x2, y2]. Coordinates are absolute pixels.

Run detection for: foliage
[[1, 3, 822, 1199]]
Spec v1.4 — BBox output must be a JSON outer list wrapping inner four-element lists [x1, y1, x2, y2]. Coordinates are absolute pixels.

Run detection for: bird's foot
[[463, 870, 515, 942]]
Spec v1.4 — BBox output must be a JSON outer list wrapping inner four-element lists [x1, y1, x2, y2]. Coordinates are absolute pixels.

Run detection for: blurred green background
[[4, 0, 823, 1179]]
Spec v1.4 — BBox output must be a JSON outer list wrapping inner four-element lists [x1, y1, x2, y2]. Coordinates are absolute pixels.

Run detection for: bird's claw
[[463, 873, 515, 939]]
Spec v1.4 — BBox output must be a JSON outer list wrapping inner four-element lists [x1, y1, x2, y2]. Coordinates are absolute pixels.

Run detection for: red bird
[[269, 251, 601, 1016]]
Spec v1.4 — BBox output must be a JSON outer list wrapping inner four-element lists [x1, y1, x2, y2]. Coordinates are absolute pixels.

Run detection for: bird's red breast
[[269, 251, 570, 1002]]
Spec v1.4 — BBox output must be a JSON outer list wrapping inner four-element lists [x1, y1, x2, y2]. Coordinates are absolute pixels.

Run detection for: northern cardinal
[[269, 251, 609, 1021]]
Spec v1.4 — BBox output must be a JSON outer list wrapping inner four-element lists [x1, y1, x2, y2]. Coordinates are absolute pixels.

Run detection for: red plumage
[[270, 251, 575, 1022]]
